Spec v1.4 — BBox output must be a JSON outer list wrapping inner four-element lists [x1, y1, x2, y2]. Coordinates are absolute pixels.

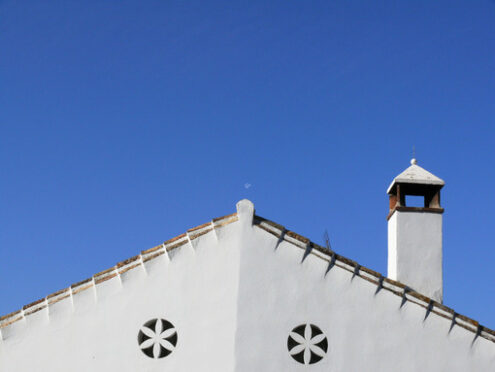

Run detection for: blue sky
[[1, 1, 494, 328]]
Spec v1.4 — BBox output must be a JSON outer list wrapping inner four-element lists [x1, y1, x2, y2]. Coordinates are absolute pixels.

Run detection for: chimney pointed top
[[387, 160, 444, 194]]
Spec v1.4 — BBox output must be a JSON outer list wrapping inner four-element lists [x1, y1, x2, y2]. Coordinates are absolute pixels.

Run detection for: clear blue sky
[[1, 1, 494, 328]]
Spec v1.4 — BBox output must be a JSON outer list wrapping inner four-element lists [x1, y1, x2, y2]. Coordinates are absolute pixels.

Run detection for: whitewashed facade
[[1, 163, 494, 371]]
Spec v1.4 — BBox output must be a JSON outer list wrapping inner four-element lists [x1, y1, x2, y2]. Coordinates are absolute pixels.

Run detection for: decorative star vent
[[137, 318, 178, 359], [287, 324, 328, 365]]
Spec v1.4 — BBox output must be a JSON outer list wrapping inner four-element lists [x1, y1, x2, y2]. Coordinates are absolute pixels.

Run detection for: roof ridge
[[252, 214, 495, 344]]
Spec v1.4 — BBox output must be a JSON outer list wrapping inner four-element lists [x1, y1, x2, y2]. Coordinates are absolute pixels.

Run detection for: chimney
[[387, 159, 445, 302]]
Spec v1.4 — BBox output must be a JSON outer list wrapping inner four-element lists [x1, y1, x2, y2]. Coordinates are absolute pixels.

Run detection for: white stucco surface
[[388, 211, 443, 302], [1, 200, 493, 371], [0, 219, 241, 372]]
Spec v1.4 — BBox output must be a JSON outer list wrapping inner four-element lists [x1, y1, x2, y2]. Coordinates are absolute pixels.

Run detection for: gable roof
[[387, 160, 445, 193], [1, 202, 494, 345]]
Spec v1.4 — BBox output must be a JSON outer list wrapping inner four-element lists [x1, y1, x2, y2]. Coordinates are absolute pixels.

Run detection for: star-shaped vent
[[287, 324, 328, 365], [137, 318, 178, 359]]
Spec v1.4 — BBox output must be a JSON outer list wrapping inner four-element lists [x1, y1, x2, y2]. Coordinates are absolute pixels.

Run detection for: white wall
[[236, 220, 494, 371], [388, 211, 443, 302], [0, 221, 242, 372], [1, 202, 493, 371]]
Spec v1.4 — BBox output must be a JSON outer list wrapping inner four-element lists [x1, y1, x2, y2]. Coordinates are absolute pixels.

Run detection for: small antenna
[[323, 230, 331, 251], [411, 145, 417, 165]]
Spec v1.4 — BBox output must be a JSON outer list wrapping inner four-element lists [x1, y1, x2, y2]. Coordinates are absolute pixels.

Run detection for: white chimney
[[387, 159, 445, 303]]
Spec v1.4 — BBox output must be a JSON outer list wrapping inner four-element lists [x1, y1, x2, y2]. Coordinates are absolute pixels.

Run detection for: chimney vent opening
[[405, 195, 425, 207]]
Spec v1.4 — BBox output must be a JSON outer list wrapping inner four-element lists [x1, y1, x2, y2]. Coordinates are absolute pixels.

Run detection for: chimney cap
[[387, 159, 445, 194]]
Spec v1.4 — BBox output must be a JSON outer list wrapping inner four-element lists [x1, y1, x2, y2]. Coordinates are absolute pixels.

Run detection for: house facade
[[0, 161, 494, 371]]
